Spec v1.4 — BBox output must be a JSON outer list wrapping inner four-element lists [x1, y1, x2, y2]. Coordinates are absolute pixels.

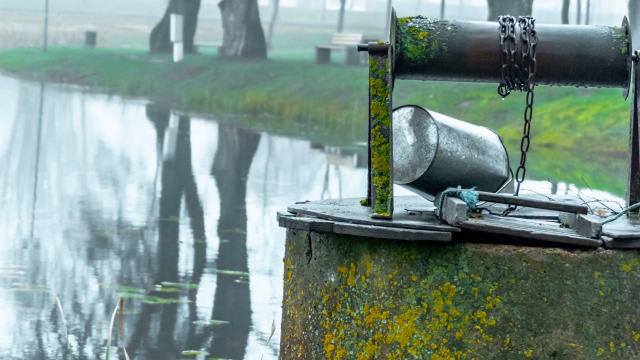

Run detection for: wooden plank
[[459, 215, 602, 248], [332, 37, 362, 41], [602, 215, 640, 239], [476, 191, 589, 214], [316, 45, 345, 50], [288, 197, 460, 233], [277, 211, 452, 242], [331, 33, 362, 39], [330, 33, 363, 46], [277, 212, 334, 233], [196, 41, 221, 47], [331, 37, 362, 42], [602, 236, 640, 249], [333, 223, 451, 242]]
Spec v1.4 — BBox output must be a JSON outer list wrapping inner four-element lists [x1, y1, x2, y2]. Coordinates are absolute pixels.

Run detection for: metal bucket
[[393, 105, 510, 200]]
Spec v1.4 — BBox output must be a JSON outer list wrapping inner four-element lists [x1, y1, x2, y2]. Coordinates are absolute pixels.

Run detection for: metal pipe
[[391, 14, 632, 98]]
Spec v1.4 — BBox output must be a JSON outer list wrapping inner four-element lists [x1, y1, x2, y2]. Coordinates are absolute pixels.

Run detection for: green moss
[[396, 17, 451, 65]]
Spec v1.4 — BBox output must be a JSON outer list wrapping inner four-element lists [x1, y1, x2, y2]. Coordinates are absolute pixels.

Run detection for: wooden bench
[[194, 40, 222, 55], [315, 33, 363, 65]]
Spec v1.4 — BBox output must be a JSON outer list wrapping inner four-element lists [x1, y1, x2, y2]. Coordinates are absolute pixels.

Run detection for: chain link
[[499, 15, 537, 216], [497, 15, 516, 98]]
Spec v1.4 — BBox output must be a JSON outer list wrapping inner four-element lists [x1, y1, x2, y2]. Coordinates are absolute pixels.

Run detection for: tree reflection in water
[[0, 78, 368, 360], [126, 106, 258, 359], [209, 124, 260, 359]]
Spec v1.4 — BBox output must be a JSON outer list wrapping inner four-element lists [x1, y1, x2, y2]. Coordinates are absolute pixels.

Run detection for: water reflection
[[0, 73, 626, 360], [210, 125, 260, 359], [0, 74, 370, 360]]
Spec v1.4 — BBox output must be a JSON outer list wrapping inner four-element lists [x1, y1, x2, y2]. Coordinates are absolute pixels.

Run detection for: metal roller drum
[[390, 12, 632, 98], [393, 105, 510, 200]]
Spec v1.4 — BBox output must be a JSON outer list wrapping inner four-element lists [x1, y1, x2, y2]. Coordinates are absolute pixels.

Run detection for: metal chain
[[514, 16, 537, 196], [497, 15, 516, 98], [500, 15, 537, 216]]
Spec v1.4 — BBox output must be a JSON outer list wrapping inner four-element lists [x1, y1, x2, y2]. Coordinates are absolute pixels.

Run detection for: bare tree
[[150, 0, 201, 54], [337, 0, 347, 32], [267, 0, 280, 49], [576, 0, 582, 24], [486, 0, 533, 21], [585, 0, 590, 24], [219, 0, 267, 58], [561, 0, 570, 24]]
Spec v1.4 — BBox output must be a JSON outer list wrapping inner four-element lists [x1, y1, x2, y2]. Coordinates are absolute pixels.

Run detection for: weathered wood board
[[603, 215, 640, 239], [286, 195, 640, 248], [277, 212, 451, 242], [287, 197, 459, 233]]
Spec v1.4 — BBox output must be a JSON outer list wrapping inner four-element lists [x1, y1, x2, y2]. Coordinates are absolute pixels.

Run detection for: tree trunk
[[219, 0, 267, 58], [630, 0, 640, 44], [440, 0, 445, 19], [337, 0, 346, 32], [322, 0, 327, 24], [267, 0, 279, 49], [150, 0, 201, 54], [561, 0, 570, 24], [585, 0, 590, 24], [576, 0, 581, 24], [486, 0, 533, 21]]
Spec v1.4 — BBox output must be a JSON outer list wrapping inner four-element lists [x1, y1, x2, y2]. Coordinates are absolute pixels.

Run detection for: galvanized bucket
[[393, 105, 511, 200]]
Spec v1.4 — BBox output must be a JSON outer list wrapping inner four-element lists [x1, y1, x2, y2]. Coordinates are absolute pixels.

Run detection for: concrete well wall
[[280, 229, 640, 359]]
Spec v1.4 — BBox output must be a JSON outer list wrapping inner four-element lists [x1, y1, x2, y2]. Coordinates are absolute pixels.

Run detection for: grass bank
[[0, 46, 632, 195]]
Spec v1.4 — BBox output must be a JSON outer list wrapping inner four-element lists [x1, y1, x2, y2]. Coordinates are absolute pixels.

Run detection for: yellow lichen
[[348, 263, 356, 286]]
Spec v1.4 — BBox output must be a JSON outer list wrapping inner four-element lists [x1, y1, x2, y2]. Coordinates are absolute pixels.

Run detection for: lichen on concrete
[[281, 229, 640, 359]]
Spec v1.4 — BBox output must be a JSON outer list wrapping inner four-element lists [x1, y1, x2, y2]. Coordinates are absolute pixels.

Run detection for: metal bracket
[[359, 42, 394, 219], [627, 50, 640, 210]]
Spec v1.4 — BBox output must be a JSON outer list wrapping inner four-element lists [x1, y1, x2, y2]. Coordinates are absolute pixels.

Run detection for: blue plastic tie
[[437, 186, 479, 219]]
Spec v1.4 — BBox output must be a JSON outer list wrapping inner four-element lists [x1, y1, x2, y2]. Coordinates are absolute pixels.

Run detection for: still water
[[0, 74, 624, 360]]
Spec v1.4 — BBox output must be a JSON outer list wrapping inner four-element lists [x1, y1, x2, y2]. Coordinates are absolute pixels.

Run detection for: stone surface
[[281, 229, 640, 360]]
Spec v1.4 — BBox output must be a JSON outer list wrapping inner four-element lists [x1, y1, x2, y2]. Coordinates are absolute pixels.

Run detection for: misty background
[[0, 0, 631, 51]]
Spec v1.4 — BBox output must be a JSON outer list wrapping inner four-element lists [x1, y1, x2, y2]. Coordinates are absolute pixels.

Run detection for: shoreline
[[0, 46, 632, 196]]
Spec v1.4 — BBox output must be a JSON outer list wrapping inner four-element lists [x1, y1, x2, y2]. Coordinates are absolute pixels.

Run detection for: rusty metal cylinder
[[391, 14, 632, 97]]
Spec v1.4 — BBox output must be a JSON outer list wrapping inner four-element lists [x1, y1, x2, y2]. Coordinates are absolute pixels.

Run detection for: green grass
[[0, 46, 632, 196]]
